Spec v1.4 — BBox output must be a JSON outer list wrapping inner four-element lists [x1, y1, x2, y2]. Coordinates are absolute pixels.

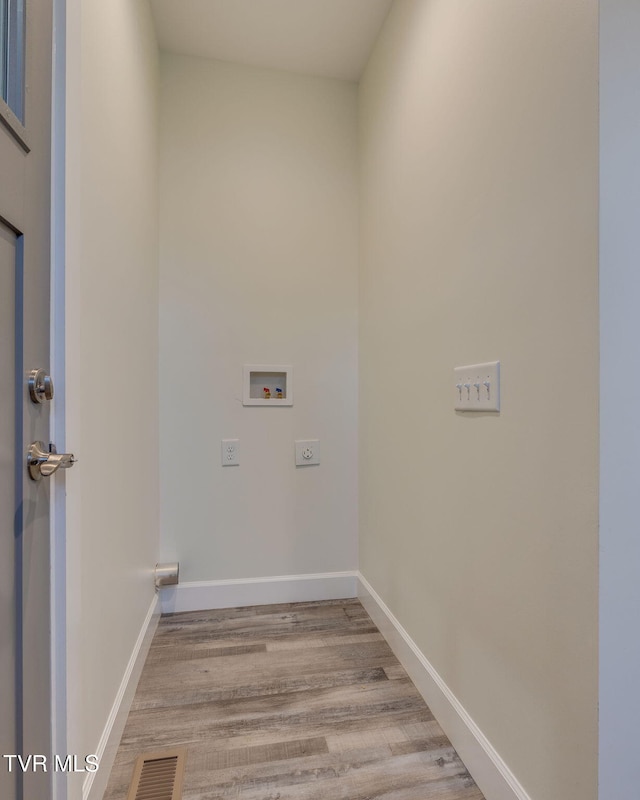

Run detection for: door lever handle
[[28, 441, 77, 481]]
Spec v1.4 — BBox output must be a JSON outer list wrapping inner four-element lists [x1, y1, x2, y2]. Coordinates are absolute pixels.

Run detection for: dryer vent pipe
[[155, 562, 179, 588]]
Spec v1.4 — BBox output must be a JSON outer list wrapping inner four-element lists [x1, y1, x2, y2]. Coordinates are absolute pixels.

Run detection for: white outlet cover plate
[[295, 439, 320, 466], [454, 361, 500, 412], [221, 438, 240, 466]]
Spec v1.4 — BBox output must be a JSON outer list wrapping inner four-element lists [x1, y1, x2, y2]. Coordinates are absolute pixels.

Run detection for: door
[[0, 1, 54, 799]]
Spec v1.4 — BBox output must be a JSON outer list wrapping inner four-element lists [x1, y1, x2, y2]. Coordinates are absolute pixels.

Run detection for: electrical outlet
[[221, 439, 240, 466], [295, 439, 320, 466]]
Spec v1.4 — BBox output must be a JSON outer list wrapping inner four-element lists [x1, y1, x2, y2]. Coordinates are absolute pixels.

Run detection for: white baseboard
[[357, 573, 531, 800], [159, 571, 358, 614], [84, 594, 160, 800]]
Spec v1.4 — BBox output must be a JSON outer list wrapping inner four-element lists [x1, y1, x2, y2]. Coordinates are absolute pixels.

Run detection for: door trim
[[0, 97, 29, 150], [50, 0, 68, 798]]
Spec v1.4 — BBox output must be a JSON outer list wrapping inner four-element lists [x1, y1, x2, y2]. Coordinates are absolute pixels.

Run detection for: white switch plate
[[295, 439, 320, 466], [454, 361, 500, 412], [221, 439, 240, 466]]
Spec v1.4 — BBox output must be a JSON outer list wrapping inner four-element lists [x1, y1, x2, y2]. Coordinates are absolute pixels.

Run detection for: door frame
[[50, 1, 87, 798], [50, 1, 73, 798]]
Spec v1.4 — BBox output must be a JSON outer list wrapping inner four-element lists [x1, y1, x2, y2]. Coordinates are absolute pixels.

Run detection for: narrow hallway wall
[[64, 0, 160, 794], [158, 55, 359, 584], [358, 2, 599, 799]]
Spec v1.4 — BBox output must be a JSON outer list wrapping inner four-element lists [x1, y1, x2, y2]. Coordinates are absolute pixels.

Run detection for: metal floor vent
[[126, 748, 186, 800]]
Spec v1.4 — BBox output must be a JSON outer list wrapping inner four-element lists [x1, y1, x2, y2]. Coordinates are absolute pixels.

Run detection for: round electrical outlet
[[302, 448, 314, 460]]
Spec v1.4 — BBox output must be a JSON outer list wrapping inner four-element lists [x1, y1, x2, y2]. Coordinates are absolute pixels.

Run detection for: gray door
[[0, 1, 54, 799]]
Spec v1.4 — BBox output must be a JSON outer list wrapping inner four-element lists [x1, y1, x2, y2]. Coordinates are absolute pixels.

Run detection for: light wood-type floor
[[103, 599, 484, 800]]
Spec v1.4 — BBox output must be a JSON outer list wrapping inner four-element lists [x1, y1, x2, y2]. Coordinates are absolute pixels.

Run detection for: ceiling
[[149, 0, 394, 82]]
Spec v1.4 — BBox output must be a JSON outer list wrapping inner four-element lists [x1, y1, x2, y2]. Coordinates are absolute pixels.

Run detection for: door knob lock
[[28, 368, 54, 403], [28, 441, 76, 481]]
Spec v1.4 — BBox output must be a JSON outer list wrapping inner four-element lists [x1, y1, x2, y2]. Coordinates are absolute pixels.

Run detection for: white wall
[[599, 2, 640, 798], [158, 55, 359, 582], [358, 2, 599, 800], [63, 0, 159, 794]]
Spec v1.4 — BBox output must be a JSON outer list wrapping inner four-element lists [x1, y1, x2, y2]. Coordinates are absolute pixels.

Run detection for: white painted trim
[[159, 571, 358, 614], [50, 0, 68, 796], [357, 573, 532, 800], [83, 594, 160, 800]]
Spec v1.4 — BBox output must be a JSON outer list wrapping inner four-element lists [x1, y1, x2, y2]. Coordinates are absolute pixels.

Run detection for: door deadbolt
[[28, 441, 76, 481], [28, 368, 54, 403]]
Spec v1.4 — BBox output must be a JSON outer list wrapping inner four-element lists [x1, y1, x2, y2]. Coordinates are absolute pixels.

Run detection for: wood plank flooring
[[102, 599, 484, 800]]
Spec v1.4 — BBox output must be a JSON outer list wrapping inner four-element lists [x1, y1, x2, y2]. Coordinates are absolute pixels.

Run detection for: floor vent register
[[126, 748, 186, 800]]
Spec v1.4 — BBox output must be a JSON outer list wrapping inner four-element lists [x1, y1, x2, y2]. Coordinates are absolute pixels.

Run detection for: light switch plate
[[454, 361, 500, 412]]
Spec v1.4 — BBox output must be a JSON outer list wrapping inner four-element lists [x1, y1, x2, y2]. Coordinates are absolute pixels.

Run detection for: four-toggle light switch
[[454, 361, 500, 412]]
